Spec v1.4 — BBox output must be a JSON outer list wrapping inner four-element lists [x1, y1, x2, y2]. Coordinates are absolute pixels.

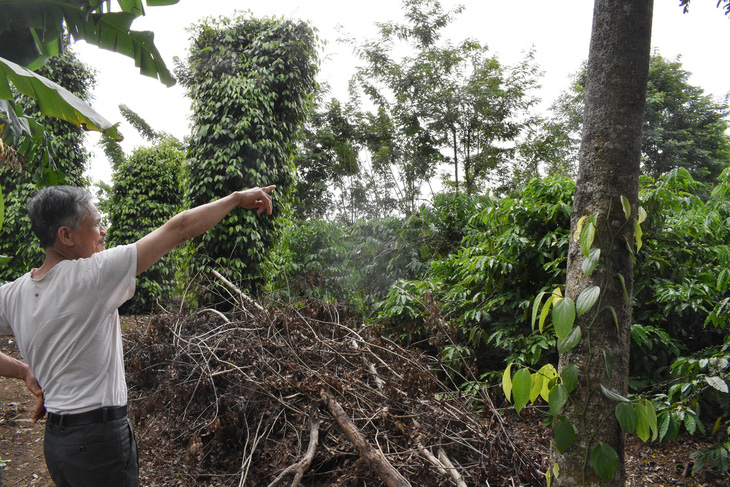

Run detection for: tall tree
[[293, 98, 362, 221], [550, 0, 654, 485], [180, 14, 319, 297], [353, 0, 539, 204], [642, 55, 730, 182]]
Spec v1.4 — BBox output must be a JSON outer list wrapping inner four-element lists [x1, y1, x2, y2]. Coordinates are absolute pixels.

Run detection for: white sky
[[74, 0, 730, 185]]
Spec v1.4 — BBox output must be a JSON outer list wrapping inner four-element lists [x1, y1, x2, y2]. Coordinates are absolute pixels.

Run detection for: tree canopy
[[551, 53, 730, 183]]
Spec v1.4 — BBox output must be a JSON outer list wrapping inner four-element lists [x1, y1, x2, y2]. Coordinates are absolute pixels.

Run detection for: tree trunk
[[553, 1, 653, 486], [452, 128, 459, 192]]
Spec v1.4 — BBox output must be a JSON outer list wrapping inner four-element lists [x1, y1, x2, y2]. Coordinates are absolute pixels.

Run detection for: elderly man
[[0, 184, 275, 487]]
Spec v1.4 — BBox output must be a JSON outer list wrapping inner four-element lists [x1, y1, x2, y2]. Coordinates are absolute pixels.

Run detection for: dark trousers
[[44, 417, 138, 487]]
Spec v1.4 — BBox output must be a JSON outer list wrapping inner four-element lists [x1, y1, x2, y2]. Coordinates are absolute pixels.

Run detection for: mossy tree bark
[[553, 1, 654, 485]]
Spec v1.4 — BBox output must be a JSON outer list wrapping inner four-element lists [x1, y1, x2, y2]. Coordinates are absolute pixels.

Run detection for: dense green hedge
[[181, 14, 319, 302], [107, 137, 185, 311], [0, 50, 93, 280]]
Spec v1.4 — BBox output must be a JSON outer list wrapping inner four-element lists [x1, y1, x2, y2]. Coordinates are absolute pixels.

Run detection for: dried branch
[[322, 390, 412, 487], [267, 408, 320, 487], [437, 447, 468, 487], [126, 299, 547, 487], [211, 268, 264, 311]]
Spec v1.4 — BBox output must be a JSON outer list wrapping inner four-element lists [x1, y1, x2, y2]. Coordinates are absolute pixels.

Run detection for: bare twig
[[267, 408, 320, 487], [322, 390, 411, 487], [437, 447, 468, 487], [211, 268, 264, 311], [194, 308, 230, 323]]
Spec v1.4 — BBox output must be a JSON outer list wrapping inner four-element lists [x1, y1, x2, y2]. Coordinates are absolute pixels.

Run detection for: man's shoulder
[[0, 273, 31, 293]]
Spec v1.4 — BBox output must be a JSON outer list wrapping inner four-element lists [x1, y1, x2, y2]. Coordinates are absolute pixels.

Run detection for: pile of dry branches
[[124, 282, 546, 486]]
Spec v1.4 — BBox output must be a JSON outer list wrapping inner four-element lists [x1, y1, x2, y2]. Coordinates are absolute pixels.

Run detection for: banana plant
[[0, 0, 178, 147]]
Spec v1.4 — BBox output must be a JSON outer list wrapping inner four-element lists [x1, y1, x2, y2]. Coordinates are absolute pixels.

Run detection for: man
[[0, 184, 275, 486]]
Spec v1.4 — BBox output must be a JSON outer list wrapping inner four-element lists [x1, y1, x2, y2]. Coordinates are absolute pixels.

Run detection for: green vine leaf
[[561, 363, 578, 393], [554, 416, 575, 453], [576, 286, 600, 317], [532, 364, 558, 402], [536, 294, 555, 333], [557, 326, 581, 354], [502, 363, 514, 399], [637, 206, 647, 224], [580, 220, 596, 258], [553, 296, 575, 340], [548, 384, 568, 417], [531, 291, 549, 330], [599, 384, 630, 403], [635, 400, 658, 442], [573, 215, 587, 242], [615, 403, 638, 433], [582, 248, 600, 277], [633, 218, 643, 252], [512, 368, 532, 414], [591, 442, 619, 480], [602, 349, 614, 379], [616, 273, 630, 305], [621, 195, 631, 221]]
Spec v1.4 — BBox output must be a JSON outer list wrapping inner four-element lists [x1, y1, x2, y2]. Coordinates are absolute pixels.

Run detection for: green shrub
[[107, 137, 184, 312], [0, 49, 93, 280], [181, 15, 319, 302], [377, 176, 574, 368]]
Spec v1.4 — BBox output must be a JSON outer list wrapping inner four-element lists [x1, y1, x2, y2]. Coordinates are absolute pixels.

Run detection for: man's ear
[[56, 226, 74, 247]]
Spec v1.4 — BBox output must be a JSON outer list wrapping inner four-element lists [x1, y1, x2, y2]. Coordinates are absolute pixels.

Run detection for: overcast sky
[[74, 0, 730, 185]]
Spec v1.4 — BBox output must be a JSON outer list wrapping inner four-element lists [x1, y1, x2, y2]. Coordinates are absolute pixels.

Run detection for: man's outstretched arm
[[135, 186, 275, 276]]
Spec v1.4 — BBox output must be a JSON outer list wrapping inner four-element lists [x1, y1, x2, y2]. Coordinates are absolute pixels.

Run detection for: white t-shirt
[[0, 244, 137, 414]]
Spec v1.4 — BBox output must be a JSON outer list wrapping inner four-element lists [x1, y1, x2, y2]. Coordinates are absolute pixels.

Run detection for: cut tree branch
[[321, 390, 411, 487], [211, 268, 264, 311], [268, 408, 320, 487]]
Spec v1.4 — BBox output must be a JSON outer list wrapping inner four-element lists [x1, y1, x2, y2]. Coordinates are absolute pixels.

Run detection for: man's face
[[69, 204, 106, 258]]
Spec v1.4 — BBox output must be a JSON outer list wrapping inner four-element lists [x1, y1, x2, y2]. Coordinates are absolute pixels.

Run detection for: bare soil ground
[[0, 313, 727, 487]]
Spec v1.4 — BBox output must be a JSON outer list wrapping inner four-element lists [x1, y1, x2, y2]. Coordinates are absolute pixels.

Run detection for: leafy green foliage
[[179, 14, 319, 300], [107, 137, 184, 311], [636, 168, 730, 345], [0, 49, 94, 280], [630, 324, 682, 391], [552, 54, 730, 183], [378, 177, 573, 367]]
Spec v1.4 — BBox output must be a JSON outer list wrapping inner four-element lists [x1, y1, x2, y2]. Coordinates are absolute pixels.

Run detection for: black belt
[[47, 406, 128, 427]]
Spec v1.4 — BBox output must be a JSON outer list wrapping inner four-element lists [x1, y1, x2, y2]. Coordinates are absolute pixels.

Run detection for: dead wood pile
[[124, 298, 546, 486]]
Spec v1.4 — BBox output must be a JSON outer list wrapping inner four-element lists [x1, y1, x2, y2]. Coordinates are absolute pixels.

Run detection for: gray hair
[[27, 186, 93, 248]]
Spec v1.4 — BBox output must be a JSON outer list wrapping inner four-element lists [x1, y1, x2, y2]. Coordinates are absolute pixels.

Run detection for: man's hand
[[237, 185, 276, 215], [31, 393, 46, 422], [23, 368, 45, 422]]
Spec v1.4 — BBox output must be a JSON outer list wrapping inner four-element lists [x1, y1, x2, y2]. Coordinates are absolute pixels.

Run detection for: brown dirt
[[0, 315, 727, 487], [0, 337, 52, 487]]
